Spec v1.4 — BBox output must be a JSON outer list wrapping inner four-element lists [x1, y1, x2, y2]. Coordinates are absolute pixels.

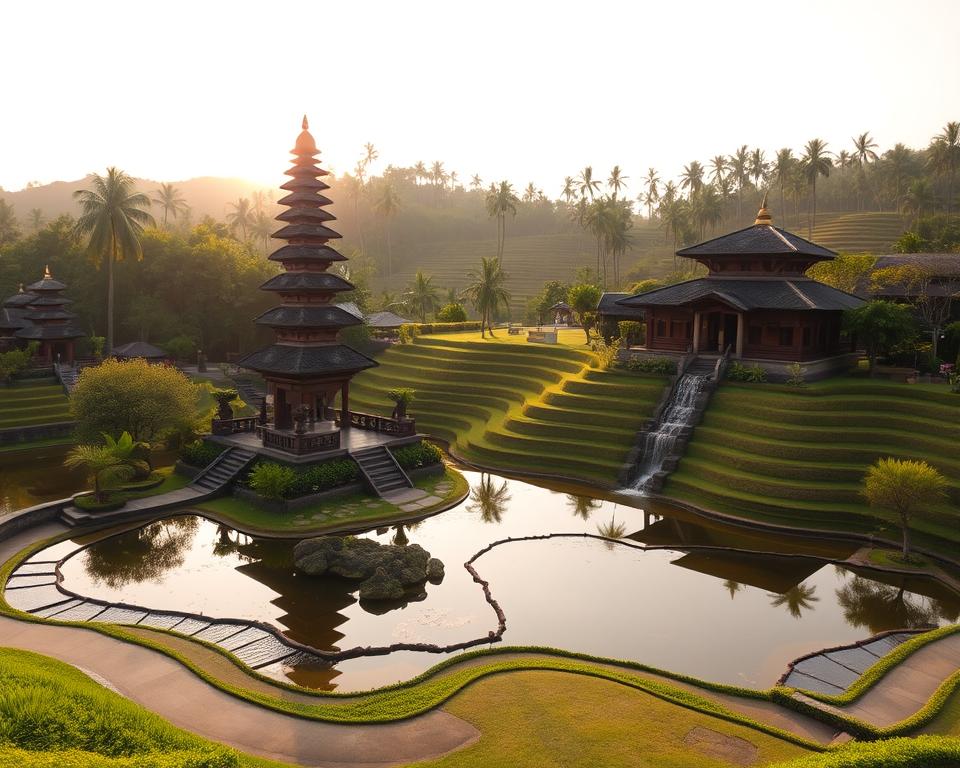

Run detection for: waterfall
[[630, 374, 707, 491]]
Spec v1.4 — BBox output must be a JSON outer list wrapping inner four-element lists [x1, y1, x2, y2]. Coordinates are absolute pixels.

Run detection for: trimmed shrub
[[391, 441, 443, 470], [247, 462, 296, 500], [287, 459, 360, 498], [398, 324, 421, 344], [785, 362, 806, 387], [403, 321, 482, 335], [625, 357, 676, 375], [617, 320, 644, 346], [772, 736, 960, 767], [726, 361, 768, 383], [179, 441, 226, 468], [160, 334, 196, 362], [435, 303, 468, 323]]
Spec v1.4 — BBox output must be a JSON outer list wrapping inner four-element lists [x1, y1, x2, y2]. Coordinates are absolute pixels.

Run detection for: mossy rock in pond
[[293, 536, 443, 600]]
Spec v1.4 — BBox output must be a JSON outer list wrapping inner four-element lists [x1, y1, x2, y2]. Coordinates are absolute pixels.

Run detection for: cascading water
[[630, 374, 707, 491]]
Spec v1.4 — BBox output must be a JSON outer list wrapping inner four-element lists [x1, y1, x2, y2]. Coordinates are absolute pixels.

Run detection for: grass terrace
[[347, 332, 668, 485], [665, 377, 960, 551], [805, 212, 906, 253], [0, 380, 71, 429]]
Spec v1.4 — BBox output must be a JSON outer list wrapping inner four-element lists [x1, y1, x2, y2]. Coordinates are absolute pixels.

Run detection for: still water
[[51, 470, 959, 692]]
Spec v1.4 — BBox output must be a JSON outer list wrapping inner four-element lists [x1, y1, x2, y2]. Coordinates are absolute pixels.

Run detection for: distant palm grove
[[0, 121, 956, 357]]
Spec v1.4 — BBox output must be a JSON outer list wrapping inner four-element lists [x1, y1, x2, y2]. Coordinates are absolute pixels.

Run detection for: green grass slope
[[347, 333, 668, 484], [797, 212, 906, 253], [0, 381, 71, 430], [664, 378, 960, 548]]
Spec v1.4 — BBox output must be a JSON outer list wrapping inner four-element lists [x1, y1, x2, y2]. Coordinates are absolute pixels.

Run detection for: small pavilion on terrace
[[616, 201, 864, 376]]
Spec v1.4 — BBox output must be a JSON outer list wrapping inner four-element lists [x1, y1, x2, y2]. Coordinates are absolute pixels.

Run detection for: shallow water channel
[[36, 469, 958, 693]]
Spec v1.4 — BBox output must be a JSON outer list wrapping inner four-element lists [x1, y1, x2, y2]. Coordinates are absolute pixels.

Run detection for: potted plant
[[387, 388, 416, 420], [212, 388, 239, 420]]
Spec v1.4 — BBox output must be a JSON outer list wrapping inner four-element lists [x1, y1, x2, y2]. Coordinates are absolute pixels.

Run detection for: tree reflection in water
[[768, 583, 819, 619], [836, 576, 952, 633], [724, 580, 743, 600], [467, 473, 511, 523], [596, 513, 628, 550], [83, 516, 199, 588], [566, 494, 601, 520]]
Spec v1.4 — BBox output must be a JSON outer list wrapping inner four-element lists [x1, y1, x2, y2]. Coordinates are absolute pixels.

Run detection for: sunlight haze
[[2, 0, 958, 193]]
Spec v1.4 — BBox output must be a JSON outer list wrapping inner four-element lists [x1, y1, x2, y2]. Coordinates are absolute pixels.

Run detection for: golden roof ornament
[[43, 265, 52, 279], [294, 114, 317, 155], [754, 192, 773, 226]]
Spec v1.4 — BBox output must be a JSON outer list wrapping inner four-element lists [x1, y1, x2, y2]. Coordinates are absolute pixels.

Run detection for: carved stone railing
[[260, 427, 341, 454], [211, 417, 258, 436], [322, 407, 417, 437]]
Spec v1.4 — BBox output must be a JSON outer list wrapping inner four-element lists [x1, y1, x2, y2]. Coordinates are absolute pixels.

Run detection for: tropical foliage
[[461, 257, 511, 337]]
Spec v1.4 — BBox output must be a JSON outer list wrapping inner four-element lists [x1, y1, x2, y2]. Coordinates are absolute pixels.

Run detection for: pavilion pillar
[[340, 381, 350, 425], [735, 313, 744, 358], [692, 311, 701, 353]]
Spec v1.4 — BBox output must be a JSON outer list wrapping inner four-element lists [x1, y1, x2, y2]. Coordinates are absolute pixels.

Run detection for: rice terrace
[[1, 2, 960, 767]]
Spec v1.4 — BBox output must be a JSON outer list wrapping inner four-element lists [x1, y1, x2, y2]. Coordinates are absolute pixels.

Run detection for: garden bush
[[247, 462, 296, 500], [402, 321, 482, 336], [286, 459, 360, 497], [773, 736, 960, 767], [726, 361, 768, 383], [617, 320, 644, 346], [624, 357, 676, 375], [435, 303, 468, 323], [179, 441, 226, 468], [391, 441, 443, 470]]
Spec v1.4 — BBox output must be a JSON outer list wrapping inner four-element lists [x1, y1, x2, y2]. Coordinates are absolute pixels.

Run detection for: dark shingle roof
[[366, 311, 410, 328], [26, 276, 68, 291], [3, 291, 36, 308], [238, 344, 377, 377], [21, 295, 72, 306], [0, 307, 28, 330], [676, 224, 836, 260], [112, 341, 168, 359], [254, 305, 363, 328], [272, 223, 342, 241], [597, 292, 645, 319], [15, 322, 86, 340], [260, 272, 355, 293], [617, 278, 864, 312], [267, 244, 348, 262]]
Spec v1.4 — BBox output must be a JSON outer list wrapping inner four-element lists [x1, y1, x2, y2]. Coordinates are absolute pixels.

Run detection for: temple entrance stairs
[[190, 448, 258, 493], [351, 446, 413, 497], [685, 355, 719, 378]]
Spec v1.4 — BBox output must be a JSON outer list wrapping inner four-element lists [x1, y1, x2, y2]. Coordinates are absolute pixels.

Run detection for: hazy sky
[[2, 0, 958, 195]]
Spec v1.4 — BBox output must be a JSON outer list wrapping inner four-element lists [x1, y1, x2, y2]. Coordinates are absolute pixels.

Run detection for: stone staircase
[[190, 447, 258, 493], [684, 355, 718, 377], [351, 445, 413, 497]]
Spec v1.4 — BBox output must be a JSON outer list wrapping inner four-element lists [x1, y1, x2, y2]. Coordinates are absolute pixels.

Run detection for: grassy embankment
[[0, 381, 71, 430], [804, 212, 906, 253], [346, 331, 668, 485], [665, 378, 960, 554]]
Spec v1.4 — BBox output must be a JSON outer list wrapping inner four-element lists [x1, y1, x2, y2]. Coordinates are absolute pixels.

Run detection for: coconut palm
[[729, 145, 750, 222], [749, 148, 768, 197], [709, 156, 728, 186], [249, 211, 273, 253], [413, 161, 427, 186], [577, 166, 601, 200], [405, 270, 440, 322], [643, 167, 660, 201], [884, 143, 913, 213], [73, 168, 154, 352], [639, 191, 657, 222], [772, 149, 794, 220], [28, 208, 45, 232], [522, 182, 538, 203], [470, 174, 483, 190], [692, 185, 723, 239], [680, 161, 705, 198], [929, 121, 960, 213], [485, 181, 520, 261], [374, 182, 401, 278], [852, 132, 879, 211], [461, 256, 511, 338], [800, 138, 832, 235], [561, 176, 577, 204], [903, 178, 936, 226], [251, 189, 268, 214], [226, 197, 253, 241], [362, 142, 378, 174], [467, 473, 511, 523], [607, 166, 628, 199], [64, 444, 134, 502], [836, 149, 852, 210], [768, 583, 819, 619], [151, 183, 188, 229]]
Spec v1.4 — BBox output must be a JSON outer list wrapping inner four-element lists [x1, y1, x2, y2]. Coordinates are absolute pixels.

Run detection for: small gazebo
[[112, 341, 169, 362], [547, 301, 573, 326]]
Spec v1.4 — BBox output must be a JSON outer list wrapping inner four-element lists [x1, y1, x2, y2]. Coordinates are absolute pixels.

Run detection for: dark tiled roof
[[277, 191, 334, 208], [366, 311, 410, 328], [0, 307, 28, 330], [254, 305, 363, 328], [597, 292, 645, 319], [25, 276, 68, 291], [16, 322, 86, 340], [676, 224, 836, 260], [260, 272, 355, 292], [279, 177, 330, 192], [238, 344, 377, 376], [275, 207, 337, 224], [272, 223, 342, 241], [617, 278, 864, 312], [23, 309, 75, 321], [872, 253, 960, 273], [3, 291, 36, 308], [112, 341, 168, 359], [267, 244, 347, 262]]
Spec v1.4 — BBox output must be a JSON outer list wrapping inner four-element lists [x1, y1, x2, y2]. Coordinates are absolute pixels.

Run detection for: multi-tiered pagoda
[[238, 117, 377, 454], [0, 268, 85, 362]]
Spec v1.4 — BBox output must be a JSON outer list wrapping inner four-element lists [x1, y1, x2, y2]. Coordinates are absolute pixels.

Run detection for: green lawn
[[0, 382, 71, 429], [665, 377, 960, 554], [347, 335, 669, 485]]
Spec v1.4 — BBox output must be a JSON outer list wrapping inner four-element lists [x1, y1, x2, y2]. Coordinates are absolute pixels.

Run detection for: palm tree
[[73, 167, 154, 352], [467, 473, 511, 523], [251, 189, 268, 215], [577, 166, 601, 200], [607, 166, 628, 199], [680, 161, 704, 198], [250, 211, 273, 253], [226, 197, 253, 241], [406, 270, 440, 322], [461, 257, 511, 337], [430, 160, 447, 202], [522, 182, 538, 203], [0, 199, 19, 245], [749, 148, 768, 197], [642, 167, 660, 202], [692, 185, 723, 239], [929, 121, 960, 213], [362, 142, 378, 174], [800, 138, 832, 236], [852, 132, 879, 211], [374, 182, 401, 278], [152, 183, 188, 229], [413, 161, 427, 186], [64, 444, 134, 502], [709, 155, 728, 186], [729, 145, 750, 222], [639, 191, 657, 222], [903, 178, 936, 227], [768, 583, 819, 619], [485, 181, 519, 261], [561, 176, 577, 203], [772, 149, 794, 220], [884, 143, 913, 213], [836, 149, 852, 210], [470, 174, 483, 190], [28, 208, 45, 232]]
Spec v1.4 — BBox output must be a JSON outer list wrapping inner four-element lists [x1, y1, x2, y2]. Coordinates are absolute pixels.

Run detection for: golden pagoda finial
[[754, 192, 773, 226], [17, 282, 24, 293], [302, 114, 309, 130], [43, 265, 52, 279]]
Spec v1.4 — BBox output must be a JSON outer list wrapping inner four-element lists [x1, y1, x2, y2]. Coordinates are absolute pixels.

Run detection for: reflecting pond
[[51, 470, 959, 692]]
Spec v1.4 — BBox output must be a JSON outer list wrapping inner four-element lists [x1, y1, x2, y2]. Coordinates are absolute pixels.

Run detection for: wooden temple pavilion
[[616, 201, 864, 375], [237, 117, 380, 455], [0, 268, 85, 362]]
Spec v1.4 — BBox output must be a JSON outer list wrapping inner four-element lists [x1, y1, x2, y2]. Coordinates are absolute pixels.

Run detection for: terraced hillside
[[391, 226, 673, 316], [347, 333, 668, 484], [665, 379, 960, 549], [0, 380, 71, 430], [802, 212, 906, 253]]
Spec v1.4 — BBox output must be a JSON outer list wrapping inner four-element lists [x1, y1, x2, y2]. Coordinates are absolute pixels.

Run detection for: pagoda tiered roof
[[4, 267, 85, 341]]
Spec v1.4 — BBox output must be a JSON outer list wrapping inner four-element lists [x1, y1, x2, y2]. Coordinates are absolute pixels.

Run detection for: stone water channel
[[5, 457, 958, 693]]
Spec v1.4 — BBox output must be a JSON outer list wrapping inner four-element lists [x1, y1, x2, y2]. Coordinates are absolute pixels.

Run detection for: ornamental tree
[[71, 358, 198, 445], [863, 457, 948, 560], [843, 300, 916, 373], [568, 283, 602, 343]]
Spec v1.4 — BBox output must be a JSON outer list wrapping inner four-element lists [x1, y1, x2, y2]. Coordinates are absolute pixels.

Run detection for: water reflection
[[466, 473, 511, 523], [768, 583, 820, 619], [566, 495, 601, 520], [836, 574, 957, 633], [84, 517, 199, 588]]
